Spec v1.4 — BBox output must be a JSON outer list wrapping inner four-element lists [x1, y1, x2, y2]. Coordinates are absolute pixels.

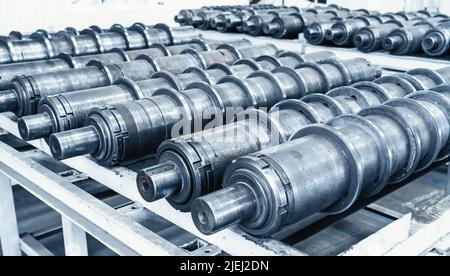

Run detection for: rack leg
[[0, 173, 21, 256], [62, 216, 88, 256]]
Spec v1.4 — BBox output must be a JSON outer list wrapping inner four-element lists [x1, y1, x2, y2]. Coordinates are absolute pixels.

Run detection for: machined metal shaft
[[383, 16, 450, 55], [353, 18, 427, 52], [192, 83, 450, 237], [325, 14, 401, 46], [0, 38, 250, 90], [18, 51, 337, 141], [48, 58, 381, 166], [0, 24, 200, 65], [1, 41, 271, 117], [422, 21, 450, 57], [136, 66, 450, 211], [263, 8, 374, 39]]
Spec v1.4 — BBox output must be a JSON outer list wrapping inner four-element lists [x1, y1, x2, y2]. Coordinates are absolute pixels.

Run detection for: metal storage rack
[[1, 31, 450, 256]]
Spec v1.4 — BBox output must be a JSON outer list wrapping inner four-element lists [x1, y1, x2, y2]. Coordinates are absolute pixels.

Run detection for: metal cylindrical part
[[5, 42, 257, 117], [48, 58, 380, 165], [18, 51, 335, 141], [328, 16, 383, 46], [354, 22, 409, 52], [422, 21, 450, 56], [0, 25, 200, 65], [192, 185, 257, 235], [49, 126, 100, 160], [193, 87, 450, 236], [136, 73, 421, 211], [18, 112, 53, 141]]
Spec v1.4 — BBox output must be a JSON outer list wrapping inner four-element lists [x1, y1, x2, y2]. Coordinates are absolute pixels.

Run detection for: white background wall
[[0, 0, 448, 35]]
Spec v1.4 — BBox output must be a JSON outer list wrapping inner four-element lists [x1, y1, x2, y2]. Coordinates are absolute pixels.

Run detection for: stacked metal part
[[422, 20, 450, 57], [175, 4, 278, 30], [383, 15, 450, 55], [188, 66, 450, 237], [174, 5, 276, 26], [264, 8, 377, 39], [0, 40, 270, 117], [0, 24, 104, 42], [0, 23, 201, 65], [134, 65, 450, 212], [46, 56, 380, 167], [311, 12, 414, 46], [174, 4, 357, 39], [18, 50, 336, 142], [307, 11, 441, 48]]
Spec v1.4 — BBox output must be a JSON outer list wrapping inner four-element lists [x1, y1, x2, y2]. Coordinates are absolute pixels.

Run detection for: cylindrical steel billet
[[18, 51, 337, 141], [48, 58, 380, 165], [192, 84, 450, 236]]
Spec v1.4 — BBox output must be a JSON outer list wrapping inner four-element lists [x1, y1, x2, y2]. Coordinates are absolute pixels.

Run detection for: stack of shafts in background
[[0, 23, 201, 65], [174, 4, 359, 39], [45, 56, 380, 167], [175, 4, 277, 29], [0, 28, 207, 90], [305, 9, 450, 57], [185, 66, 450, 237], [134, 66, 450, 212], [307, 11, 427, 45], [421, 21, 450, 57], [0, 24, 108, 41], [0, 40, 277, 117]]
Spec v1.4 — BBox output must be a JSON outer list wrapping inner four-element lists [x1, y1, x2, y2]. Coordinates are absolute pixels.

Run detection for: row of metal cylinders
[[0, 22, 202, 64], [305, 10, 450, 57]]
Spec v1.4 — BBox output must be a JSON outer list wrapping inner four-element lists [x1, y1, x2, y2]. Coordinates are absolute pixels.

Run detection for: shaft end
[[49, 126, 100, 160], [384, 35, 403, 51], [263, 23, 280, 35], [18, 113, 53, 141], [137, 162, 182, 202], [192, 185, 257, 235], [0, 89, 18, 113]]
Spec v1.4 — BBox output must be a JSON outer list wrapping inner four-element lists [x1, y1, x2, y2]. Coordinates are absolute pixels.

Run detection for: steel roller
[[214, 7, 299, 33], [18, 51, 337, 141], [325, 14, 402, 46], [47, 58, 381, 166], [243, 11, 294, 36], [136, 66, 450, 211], [383, 16, 450, 55], [192, 85, 450, 237], [0, 39, 250, 90], [0, 41, 270, 117], [354, 18, 426, 52], [0, 24, 200, 64]]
